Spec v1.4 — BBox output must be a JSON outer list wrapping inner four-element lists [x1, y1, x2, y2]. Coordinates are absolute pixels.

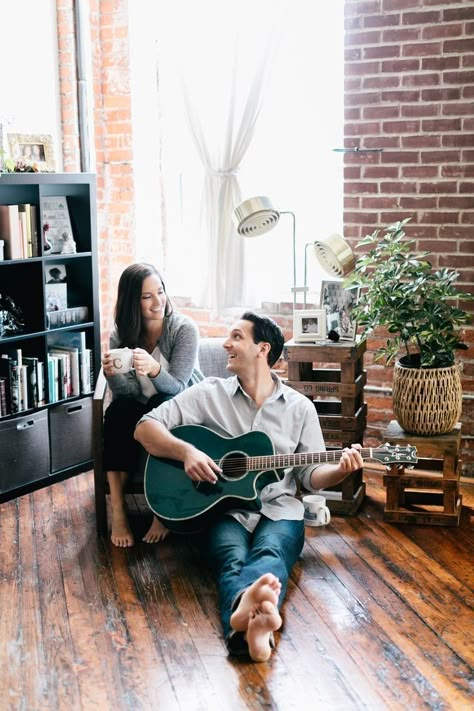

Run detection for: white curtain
[[159, 0, 285, 313]]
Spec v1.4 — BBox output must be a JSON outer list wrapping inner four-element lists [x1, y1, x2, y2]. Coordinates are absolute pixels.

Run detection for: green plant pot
[[392, 358, 462, 435]]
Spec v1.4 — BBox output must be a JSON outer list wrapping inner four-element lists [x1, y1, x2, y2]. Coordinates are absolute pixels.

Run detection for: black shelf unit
[[0, 173, 100, 500]]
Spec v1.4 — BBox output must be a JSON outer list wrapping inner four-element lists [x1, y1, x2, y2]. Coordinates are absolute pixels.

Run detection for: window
[[129, 0, 344, 310]]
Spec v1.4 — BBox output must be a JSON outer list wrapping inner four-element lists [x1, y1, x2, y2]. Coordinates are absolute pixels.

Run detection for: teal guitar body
[[144, 424, 418, 534], [144, 426, 280, 534]]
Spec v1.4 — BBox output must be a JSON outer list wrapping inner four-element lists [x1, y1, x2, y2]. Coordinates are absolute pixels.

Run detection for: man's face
[[223, 319, 264, 374]]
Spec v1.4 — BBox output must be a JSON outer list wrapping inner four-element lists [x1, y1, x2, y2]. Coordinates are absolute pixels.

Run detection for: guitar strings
[[206, 447, 412, 474]]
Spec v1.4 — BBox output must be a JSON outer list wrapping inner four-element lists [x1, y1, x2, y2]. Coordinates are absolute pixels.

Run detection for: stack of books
[[0, 349, 46, 417], [47, 331, 94, 403], [0, 203, 40, 259]]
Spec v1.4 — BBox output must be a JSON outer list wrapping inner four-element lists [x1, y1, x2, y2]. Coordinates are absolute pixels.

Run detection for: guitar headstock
[[371, 444, 418, 465]]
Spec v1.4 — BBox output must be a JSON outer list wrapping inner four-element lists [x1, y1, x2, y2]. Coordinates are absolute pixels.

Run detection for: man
[[135, 312, 363, 662]]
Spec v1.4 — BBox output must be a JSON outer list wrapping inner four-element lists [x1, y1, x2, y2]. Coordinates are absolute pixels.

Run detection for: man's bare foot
[[142, 516, 170, 544], [230, 573, 281, 632], [246, 600, 282, 662], [110, 506, 134, 548]]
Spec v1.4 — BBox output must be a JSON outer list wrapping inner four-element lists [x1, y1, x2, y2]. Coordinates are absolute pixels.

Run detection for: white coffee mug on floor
[[303, 494, 331, 527], [109, 347, 134, 374]]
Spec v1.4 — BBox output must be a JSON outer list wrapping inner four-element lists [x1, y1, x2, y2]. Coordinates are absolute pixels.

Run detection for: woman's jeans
[[204, 514, 305, 654]]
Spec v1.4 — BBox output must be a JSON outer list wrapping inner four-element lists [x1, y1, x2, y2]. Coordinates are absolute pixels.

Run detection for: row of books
[[0, 332, 94, 417], [47, 344, 94, 403], [0, 203, 40, 259], [0, 352, 46, 416]]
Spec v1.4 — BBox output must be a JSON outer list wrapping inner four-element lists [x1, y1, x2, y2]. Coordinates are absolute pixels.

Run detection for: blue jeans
[[204, 515, 305, 654]]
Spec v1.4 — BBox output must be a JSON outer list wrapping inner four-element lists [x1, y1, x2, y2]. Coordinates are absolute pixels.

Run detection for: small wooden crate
[[284, 339, 367, 515], [382, 421, 462, 526]]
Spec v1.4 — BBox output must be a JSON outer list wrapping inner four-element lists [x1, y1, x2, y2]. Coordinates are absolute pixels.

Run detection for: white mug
[[303, 494, 331, 527], [109, 347, 134, 374]]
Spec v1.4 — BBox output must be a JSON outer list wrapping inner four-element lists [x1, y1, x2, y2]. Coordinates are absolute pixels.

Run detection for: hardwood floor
[[1, 469, 473, 711]]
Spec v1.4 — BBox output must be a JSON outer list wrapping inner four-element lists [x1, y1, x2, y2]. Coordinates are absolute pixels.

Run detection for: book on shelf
[[48, 356, 59, 403], [18, 204, 33, 258], [46, 305, 89, 329], [0, 377, 7, 417], [0, 204, 22, 259], [30, 205, 39, 257], [22, 356, 39, 408]]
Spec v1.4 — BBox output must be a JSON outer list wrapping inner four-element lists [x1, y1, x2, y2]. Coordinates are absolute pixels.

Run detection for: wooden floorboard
[[0, 469, 473, 711]]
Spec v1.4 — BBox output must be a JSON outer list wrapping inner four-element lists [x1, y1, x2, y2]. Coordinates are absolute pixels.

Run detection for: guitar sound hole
[[220, 451, 248, 481]]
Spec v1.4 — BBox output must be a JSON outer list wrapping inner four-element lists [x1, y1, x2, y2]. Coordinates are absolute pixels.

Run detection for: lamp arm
[[303, 242, 313, 308], [280, 210, 297, 307]]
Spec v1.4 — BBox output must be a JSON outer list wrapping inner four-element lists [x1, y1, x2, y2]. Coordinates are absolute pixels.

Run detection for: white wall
[[1, 0, 62, 170]]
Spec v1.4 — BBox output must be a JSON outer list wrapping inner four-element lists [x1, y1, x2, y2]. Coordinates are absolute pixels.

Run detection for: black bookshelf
[[0, 173, 100, 499]]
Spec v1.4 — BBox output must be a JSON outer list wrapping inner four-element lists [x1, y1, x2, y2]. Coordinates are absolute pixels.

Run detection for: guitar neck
[[248, 448, 375, 471]]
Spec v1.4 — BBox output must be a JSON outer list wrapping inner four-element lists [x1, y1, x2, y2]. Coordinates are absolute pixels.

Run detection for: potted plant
[[345, 217, 473, 435]]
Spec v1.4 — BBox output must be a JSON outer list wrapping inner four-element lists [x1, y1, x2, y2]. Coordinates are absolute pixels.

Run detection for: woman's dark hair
[[241, 311, 284, 367], [115, 263, 173, 347]]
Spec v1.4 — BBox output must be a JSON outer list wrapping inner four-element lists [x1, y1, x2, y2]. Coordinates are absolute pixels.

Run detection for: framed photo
[[45, 263, 67, 284], [45, 283, 68, 312], [320, 280, 359, 341], [293, 309, 327, 343], [40, 196, 74, 254], [7, 133, 55, 172]]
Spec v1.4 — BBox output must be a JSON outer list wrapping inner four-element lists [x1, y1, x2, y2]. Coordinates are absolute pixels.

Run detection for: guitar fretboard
[[248, 447, 386, 471]]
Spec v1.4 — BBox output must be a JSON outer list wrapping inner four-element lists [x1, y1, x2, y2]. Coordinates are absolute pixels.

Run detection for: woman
[[102, 263, 203, 547]]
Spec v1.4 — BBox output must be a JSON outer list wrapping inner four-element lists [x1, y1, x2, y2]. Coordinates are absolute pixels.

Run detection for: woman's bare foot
[[230, 573, 281, 632], [143, 516, 170, 544], [110, 505, 134, 548], [246, 600, 282, 662]]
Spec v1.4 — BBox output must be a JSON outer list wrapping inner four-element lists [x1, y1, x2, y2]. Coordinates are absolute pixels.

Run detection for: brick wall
[[57, 0, 136, 349], [55, 1, 474, 472], [343, 0, 474, 472]]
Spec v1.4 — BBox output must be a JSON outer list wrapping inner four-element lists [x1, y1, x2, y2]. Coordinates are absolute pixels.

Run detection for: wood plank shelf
[[382, 420, 462, 526], [284, 338, 367, 514]]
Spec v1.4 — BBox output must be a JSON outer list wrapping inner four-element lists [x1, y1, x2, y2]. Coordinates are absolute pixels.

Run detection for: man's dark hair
[[241, 311, 284, 367]]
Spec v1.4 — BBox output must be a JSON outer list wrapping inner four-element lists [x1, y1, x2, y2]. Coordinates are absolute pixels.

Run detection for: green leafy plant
[[2, 156, 39, 173], [345, 217, 473, 368]]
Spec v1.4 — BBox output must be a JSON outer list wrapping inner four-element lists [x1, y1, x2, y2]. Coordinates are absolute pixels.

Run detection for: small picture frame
[[45, 263, 67, 284], [40, 196, 74, 254], [293, 309, 327, 343], [45, 283, 68, 312], [320, 280, 359, 341], [7, 133, 55, 172]]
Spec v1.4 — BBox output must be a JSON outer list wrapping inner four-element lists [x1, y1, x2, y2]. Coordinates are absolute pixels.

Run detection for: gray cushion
[[198, 337, 229, 379]]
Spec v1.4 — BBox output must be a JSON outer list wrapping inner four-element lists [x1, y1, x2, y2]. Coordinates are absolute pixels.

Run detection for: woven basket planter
[[392, 359, 462, 436]]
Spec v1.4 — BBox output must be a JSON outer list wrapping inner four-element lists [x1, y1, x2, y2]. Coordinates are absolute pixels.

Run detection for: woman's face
[[140, 274, 167, 323]]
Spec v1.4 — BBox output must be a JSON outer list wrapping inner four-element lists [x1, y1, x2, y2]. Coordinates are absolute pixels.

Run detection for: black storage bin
[[0, 410, 50, 493], [49, 397, 93, 472]]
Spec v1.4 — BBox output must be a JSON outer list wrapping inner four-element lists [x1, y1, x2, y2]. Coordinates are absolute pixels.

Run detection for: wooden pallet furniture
[[284, 338, 367, 514], [382, 420, 462, 526]]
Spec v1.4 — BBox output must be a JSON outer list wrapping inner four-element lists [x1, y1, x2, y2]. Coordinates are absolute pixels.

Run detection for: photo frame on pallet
[[320, 281, 359, 341]]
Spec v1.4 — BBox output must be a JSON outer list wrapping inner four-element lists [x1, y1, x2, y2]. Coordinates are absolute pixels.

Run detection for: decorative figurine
[[60, 230, 77, 254]]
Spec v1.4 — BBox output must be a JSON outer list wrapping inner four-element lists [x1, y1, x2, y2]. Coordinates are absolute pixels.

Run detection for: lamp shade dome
[[232, 196, 280, 237], [313, 233, 355, 278]]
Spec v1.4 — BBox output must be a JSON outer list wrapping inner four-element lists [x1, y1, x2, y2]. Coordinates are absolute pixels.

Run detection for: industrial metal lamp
[[232, 195, 303, 308], [233, 195, 356, 308]]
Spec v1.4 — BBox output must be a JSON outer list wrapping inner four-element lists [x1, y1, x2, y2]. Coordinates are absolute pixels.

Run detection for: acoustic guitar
[[144, 425, 418, 533]]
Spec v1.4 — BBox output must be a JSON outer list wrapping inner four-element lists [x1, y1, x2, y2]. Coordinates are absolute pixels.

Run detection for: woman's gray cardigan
[[106, 311, 204, 403]]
